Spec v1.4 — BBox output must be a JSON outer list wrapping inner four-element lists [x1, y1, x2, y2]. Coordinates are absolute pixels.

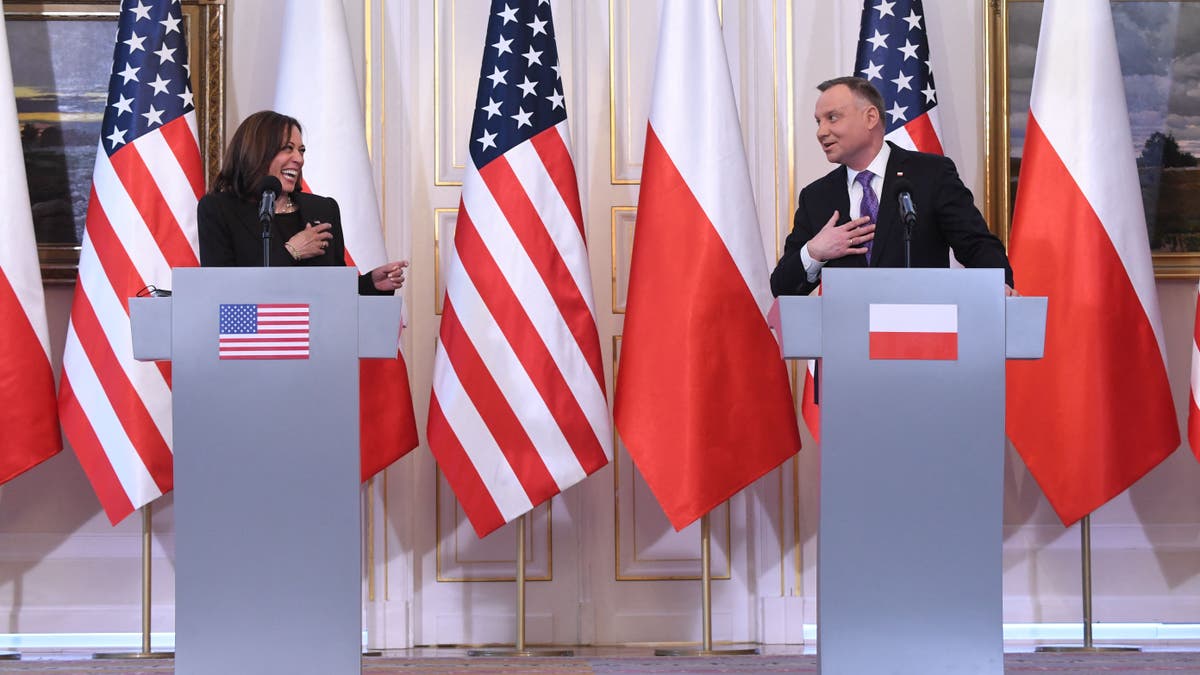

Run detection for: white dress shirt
[[799, 143, 892, 281]]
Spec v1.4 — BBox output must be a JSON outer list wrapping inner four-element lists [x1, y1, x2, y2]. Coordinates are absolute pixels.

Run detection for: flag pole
[[656, 511, 757, 656], [94, 504, 173, 660], [1036, 515, 1138, 653], [469, 513, 572, 657], [362, 478, 383, 658], [517, 513, 527, 652]]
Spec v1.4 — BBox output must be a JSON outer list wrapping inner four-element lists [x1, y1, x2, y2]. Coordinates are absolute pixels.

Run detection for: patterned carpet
[[4, 652, 1200, 674]]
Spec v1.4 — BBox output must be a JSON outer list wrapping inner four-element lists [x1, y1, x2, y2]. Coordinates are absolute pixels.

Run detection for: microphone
[[894, 178, 917, 229], [255, 175, 283, 224], [255, 176, 283, 268], [893, 178, 917, 269]]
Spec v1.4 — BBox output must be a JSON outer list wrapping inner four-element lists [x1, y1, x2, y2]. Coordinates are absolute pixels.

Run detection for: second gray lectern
[[777, 268, 1046, 675], [131, 268, 402, 675]]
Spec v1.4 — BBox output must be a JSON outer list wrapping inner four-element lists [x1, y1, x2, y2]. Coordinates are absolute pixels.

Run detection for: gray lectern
[[777, 268, 1046, 675], [130, 268, 402, 675]]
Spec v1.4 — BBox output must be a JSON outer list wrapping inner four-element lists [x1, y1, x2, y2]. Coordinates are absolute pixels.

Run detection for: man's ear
[[865, 105, 882, 130]]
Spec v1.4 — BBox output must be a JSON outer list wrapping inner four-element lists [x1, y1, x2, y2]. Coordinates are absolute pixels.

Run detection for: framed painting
[[985, 0, 1200, 278], [5, 0, 224, 282]]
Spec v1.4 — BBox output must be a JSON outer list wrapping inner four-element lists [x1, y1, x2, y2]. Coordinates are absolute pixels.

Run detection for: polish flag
[[799, 286, 821, 444], [0, 8, 60, 485], [614, 0, 801, 531], [801, 359, 820, 443], [276, 0, 419, 480], [1006, 0, 1179, 525], [1190, 286, 1200, 461], [868, 304, 958, 361]]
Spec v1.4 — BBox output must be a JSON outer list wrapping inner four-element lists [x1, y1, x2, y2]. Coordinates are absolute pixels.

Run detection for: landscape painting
[[1008, 1, 1200, 271]]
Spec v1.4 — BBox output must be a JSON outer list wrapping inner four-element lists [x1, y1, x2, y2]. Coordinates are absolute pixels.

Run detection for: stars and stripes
[[855, 0, 944, 155], [100, 0, 194, 154], [58, 0, 202, 524], [218, 303, 310, 360], [428, 0, 611, 537], [0, 8, 61, 485]]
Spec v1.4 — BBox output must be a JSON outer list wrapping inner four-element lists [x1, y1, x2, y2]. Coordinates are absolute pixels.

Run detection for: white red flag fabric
[[854, 0, 944, 155], [614, 0, 801, 531], [428, 0, 611, 537], [276, 0, 419, 480], [800, 359, 820, 443], [0, 7, 61, 485], [1006, 0, 1179, 526], [1190, 286, 1200, 461], [868, 303, 957, 361], [58, 0, 202, 523]]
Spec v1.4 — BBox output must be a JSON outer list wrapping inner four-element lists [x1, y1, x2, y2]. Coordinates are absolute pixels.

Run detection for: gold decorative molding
[[611, 335, 733, 581], [366, 475, 376, 602], [434, 467, 554, 582], [610, 206, 636, 314], [983, 0, 1009, 247], [199, 1, 224, 186], [433, 0, 466, 186], [607, 0, 644, 185], [433, 208, 457, 315]]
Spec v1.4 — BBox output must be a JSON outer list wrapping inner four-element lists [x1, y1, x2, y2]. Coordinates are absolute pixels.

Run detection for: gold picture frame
[[985, 0, 1200, 278], [6, 0, 224, 282]]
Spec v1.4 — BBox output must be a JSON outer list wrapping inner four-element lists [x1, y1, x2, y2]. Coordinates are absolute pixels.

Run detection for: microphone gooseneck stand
[[903, 215, 914, 269], [261, 206, 273, 268], [257, 179, 280, 267]]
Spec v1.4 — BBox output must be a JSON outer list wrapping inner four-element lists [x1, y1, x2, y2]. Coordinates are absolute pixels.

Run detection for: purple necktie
[[855, 170, 878, 264]]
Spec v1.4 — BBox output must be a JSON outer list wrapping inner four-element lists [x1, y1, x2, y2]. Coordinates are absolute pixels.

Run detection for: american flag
[[428, 0, 611, 538], [58, 0, 202, 524], [854, 0, 944, 155], [218, 304, 310, 360]]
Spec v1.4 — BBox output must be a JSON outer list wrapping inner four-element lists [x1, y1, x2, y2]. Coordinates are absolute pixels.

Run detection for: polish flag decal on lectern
[[868, 304, 958, 361]]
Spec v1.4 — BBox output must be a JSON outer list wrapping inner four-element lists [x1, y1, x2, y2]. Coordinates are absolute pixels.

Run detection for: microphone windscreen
[[254, 175, 283, 195], [892, 177, 915, 195]]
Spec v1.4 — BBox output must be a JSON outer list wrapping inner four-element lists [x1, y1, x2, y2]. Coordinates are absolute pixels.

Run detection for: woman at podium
[[198, 110, 406, 295]]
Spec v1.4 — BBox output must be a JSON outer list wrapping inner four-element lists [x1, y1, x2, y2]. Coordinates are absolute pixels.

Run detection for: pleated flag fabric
[[275, 0, 419, 480], [614, 0, 801, 531], [0, 5, 61, 485], [58, 0, 202, 523], [1190, 284, 1200, 461], [1006, 0, 1180, 525], [428, 0, 611, 537]]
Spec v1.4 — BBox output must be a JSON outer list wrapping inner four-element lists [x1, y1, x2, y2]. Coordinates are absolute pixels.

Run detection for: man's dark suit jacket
[[198, 190, 385, 295], [770, 142, 1013, 296]]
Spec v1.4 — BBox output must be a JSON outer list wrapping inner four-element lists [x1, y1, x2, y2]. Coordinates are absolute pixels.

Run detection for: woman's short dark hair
[[817, 76, 886, 120], [210, 110, 302, 201]]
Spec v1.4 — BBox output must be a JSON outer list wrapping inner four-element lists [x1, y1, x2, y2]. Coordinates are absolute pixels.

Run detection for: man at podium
[[770, 77, 1013, 297], [198, 110, 407, 295]]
